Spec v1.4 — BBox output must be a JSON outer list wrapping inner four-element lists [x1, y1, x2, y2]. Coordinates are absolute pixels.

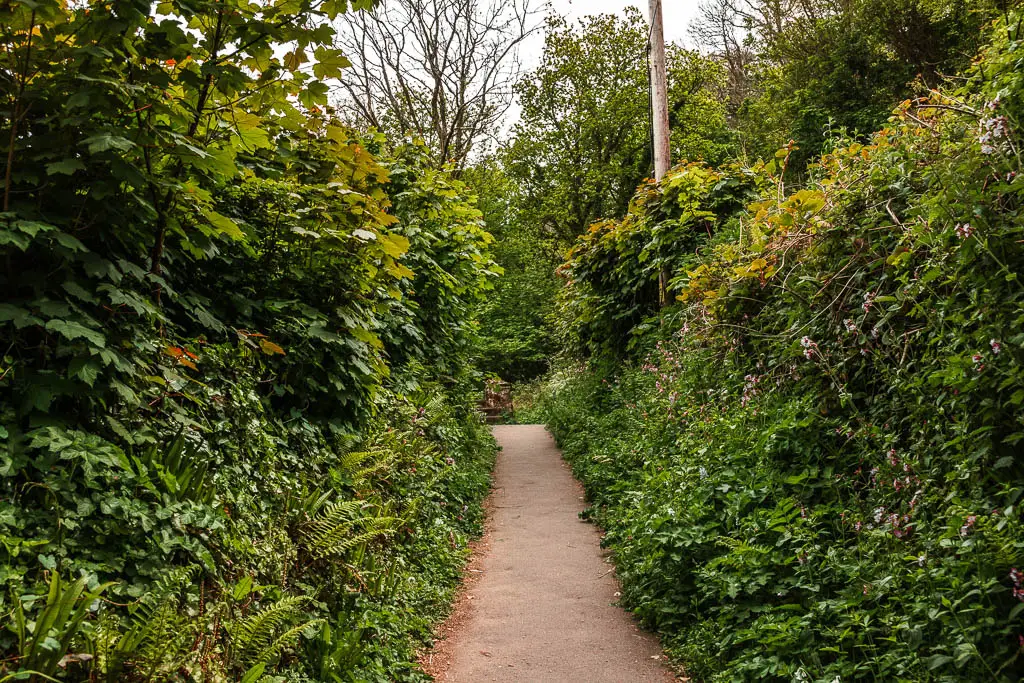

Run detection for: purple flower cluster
[[1011, 568, 1024, 602], [980, 115, 1011, 155]]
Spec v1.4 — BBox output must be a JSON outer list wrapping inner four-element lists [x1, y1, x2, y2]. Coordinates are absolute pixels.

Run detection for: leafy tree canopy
[[504, 9, 734, 244]]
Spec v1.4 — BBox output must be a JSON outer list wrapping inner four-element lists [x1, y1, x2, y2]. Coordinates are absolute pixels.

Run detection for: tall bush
[[0, 0, 499, 678], [537, 13, 1024, 681]]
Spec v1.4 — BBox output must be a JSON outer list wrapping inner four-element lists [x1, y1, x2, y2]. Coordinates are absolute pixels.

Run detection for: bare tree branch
[[335, 0, 540, 169]]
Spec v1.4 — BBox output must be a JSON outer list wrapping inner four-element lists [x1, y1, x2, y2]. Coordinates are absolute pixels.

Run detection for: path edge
[[416, 445, 501, 679]]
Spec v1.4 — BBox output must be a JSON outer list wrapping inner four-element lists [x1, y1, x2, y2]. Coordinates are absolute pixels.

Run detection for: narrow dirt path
[[429, 424, 673, 683]]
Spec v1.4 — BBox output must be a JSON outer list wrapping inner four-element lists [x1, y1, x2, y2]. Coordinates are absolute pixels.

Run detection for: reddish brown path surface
[[430, 424, 674, 683]]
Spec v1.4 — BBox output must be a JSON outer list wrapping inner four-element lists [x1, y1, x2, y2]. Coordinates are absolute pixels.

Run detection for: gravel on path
[[428, 424, 675, 683]]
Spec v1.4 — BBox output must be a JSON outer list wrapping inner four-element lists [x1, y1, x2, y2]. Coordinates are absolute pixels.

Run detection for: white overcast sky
[[557, 0, 701, 43], [521, 0, 705, 67]]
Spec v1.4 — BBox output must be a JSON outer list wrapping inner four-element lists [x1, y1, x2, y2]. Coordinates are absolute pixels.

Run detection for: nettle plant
[[543, 12, 1024, 682]]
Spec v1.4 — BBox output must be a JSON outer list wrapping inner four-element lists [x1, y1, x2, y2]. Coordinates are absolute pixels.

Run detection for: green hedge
[[0, 0, 498, 679], [534, 13, 1024, 682]]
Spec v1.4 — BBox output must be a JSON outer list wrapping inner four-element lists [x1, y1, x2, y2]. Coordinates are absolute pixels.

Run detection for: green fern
[[333, 448, 397, 488], [423, 393, 446, 419], [97, 565, 199, 681], [258, 618, 325, 665], [228, 596, 320, 672], [302, 499, 400, 559], [337, 449, 374, 476]]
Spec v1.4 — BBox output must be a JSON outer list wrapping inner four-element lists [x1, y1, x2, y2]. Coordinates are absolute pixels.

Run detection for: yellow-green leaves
[[283, 49, 307, 72], [386, 261, 415, 280], [259, 339, 286, 355], [733, 257, 776, 280], [787, 189, 826, 215], [378, 233, 410, 259], [204, 211, 244, 240], [230, 112, 274, 151], [312, 47, 351, 80]]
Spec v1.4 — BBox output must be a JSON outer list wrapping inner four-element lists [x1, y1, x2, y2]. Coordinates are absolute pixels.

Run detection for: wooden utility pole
[[648, 0, 671, 181], [648, 0, 672, 305]]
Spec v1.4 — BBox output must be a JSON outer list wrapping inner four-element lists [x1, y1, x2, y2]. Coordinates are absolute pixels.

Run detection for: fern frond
[[317, 524, 399, 558], [336, 448, 396, 487], [424, 394, 446, 417], [337, 450, 373, 475], [104, 565, 199, 680], [127, 565, 198, 629], [229, 596, 309, 666], [256, 618, 325, 665], [302, 498, 400, 559], [352, 459, 393, 484], [304, 500, 364, 543]]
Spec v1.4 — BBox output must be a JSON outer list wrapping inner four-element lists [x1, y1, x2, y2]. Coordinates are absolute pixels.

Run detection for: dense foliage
[[505, 9, 733, 243], [527, 12, 1024, 681], [0, 0, 499, 679], [474, 9, 737, 385], [705, 0, 1003, 167], [465, 164, 559, 382]]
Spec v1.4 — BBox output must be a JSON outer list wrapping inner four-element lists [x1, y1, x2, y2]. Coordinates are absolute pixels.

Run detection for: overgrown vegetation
[[528, 10, 1024, 681], [506, 9, 733, 243], [6, 0, 1024, 678], [466, 163, 559, 382], [0, 0, 498, 679], [695, 0, 1003, 168]]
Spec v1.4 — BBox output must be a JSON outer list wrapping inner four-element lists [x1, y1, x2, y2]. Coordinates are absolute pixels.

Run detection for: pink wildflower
[[979, 115, 1010, 154], [960, 514, 977, 537], [955, 223, 975, 239]]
